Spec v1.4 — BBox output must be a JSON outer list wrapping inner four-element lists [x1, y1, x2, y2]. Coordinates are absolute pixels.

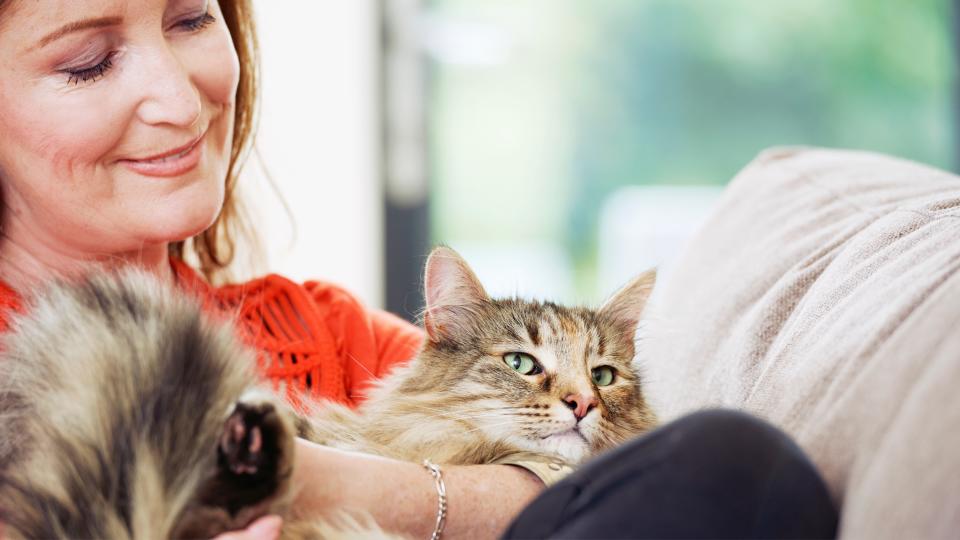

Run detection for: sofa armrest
[[641, 147, 960, 538]]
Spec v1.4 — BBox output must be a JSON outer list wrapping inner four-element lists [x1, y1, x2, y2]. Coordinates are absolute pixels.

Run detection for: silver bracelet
[[422, 459, 447, 540]]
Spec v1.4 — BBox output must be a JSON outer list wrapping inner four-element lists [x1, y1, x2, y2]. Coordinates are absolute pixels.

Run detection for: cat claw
[[219, 401, 278, 477]]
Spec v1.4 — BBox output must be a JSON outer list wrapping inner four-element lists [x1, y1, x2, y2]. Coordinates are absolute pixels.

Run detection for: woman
[[0, 1, 837, 539]]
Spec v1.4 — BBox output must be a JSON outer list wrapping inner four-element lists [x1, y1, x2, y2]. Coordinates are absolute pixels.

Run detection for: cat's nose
[[562, 393, 598, 420]]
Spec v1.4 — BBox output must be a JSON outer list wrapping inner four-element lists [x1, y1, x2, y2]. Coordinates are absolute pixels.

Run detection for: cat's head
[[411, 246, 657, 464]]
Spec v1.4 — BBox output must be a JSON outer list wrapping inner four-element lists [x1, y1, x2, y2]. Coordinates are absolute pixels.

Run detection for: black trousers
[[503, 410, 838, 539]]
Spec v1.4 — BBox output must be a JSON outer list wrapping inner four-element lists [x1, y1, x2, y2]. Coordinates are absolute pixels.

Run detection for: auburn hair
[[170, 0, 261, 283]]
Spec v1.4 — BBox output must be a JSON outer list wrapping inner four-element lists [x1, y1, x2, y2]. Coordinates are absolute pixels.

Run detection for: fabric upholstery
[[641, 147, 960, 538]]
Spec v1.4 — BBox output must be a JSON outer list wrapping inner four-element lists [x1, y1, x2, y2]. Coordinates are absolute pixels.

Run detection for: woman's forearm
[[291, 438, 544, 539]]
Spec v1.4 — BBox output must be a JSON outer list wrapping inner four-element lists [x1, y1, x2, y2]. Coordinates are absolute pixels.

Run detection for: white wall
[[239, 1, 383, 307]]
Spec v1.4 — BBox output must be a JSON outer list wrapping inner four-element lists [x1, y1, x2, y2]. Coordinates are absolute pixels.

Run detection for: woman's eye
[[591, 366, 616, 386], [59, 11, 215, 86], [178, 12, 216, 32], [64, 51, 117, 85], [503, 353, 542, 375]]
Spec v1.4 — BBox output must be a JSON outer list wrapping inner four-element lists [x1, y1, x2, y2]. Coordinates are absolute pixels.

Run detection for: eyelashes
[[62, 12, 217, 86], [66, 51, 117, 85], [181, 13, 217, 32]]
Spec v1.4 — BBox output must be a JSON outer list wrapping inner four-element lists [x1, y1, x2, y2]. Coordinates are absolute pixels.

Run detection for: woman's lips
[[119, 133, 205, 178]]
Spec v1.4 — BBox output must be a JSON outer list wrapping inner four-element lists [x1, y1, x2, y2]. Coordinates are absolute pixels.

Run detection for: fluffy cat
[[303, 247, 658, 466], [0, 247, 656, 538]]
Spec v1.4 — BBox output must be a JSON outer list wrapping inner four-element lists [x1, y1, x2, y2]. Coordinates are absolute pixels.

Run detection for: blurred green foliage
[[428, 0, 954, 295], [567, 0, 954, 260]]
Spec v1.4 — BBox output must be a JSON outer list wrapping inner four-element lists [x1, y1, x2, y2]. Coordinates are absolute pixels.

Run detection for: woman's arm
[[292, 438, 545, 539]]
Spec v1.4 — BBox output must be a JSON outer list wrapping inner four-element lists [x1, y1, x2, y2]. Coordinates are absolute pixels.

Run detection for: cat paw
[[219, 398, 282, 477]]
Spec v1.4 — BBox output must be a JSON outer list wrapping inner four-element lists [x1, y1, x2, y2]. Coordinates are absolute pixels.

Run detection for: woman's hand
[[212, 515, 283, 540]]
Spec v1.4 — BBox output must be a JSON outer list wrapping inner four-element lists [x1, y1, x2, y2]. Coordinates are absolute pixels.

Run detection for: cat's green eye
[[503, 352, 542, 375], [591, 366, 616, 386]]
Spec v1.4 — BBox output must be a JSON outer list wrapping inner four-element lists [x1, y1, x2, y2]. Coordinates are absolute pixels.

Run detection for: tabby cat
[[0, 247, 657, 538]]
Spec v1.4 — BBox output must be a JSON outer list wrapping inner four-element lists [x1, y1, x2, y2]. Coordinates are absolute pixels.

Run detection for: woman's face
[[0, 0, 239, 256]]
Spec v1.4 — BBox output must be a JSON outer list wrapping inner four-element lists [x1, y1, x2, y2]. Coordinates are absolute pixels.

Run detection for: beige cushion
[[642, 147, 960, 539]]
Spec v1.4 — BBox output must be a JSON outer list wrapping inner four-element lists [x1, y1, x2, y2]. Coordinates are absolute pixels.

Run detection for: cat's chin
[[535, 428, 591, 463]]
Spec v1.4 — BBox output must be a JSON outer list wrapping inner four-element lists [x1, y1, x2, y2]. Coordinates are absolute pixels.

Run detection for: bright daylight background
[[240, 1, 383, 305], [245, 0, 954, 316]]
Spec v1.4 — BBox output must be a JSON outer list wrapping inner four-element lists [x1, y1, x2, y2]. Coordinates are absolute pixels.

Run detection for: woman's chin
[[136, 201, 223, 247]]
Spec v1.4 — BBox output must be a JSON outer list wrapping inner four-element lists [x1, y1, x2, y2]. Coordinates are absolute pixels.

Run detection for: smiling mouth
[[136, 144, 196, 164], [119, 131, 207, 177], [126, 131, 205, 163]]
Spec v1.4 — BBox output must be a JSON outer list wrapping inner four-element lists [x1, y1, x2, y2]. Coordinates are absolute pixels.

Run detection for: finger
[[212, 515, 283, 540]]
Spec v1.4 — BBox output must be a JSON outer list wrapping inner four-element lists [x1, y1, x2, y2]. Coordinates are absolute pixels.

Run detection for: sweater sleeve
[[302, 280, 423, 403], [367, 308, 424, 376]]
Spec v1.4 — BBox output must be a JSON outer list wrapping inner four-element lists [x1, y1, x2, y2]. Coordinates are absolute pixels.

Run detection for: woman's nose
[[135, 47, 202, 128]]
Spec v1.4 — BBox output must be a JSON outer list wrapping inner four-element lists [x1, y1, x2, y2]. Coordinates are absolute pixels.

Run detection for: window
[[406, 0, 954, 306]]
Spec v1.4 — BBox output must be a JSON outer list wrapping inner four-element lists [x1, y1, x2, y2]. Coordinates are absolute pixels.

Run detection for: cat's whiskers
[[382, 410, 511, 426], [594, 418, 631, 447], [344, 352, 377, 381], [457, 419, 522, 435], [399, 402, 502, 416], [435, 413, 519, 430], [379, 403, 508, 423], [388, 415, 513, 425], [402, 399, 546, 424]]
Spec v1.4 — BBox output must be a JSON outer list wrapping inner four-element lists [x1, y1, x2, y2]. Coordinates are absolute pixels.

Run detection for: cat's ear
[[423, 246, 490, 343], [599, 269, 656, 333]]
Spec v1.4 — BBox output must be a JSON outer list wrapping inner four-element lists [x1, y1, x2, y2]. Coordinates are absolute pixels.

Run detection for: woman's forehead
[[0, 0, 123, 46], [0, 0, 207, 57], [0, 0, 204, 32]]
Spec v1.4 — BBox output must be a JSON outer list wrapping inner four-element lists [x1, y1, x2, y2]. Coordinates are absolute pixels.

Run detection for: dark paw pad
[[219, 401, 280, 477]]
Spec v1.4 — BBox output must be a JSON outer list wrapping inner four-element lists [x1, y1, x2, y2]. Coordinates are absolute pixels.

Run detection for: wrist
[[291, 438, 438, 537], [290, 438, 342, 513], [421, 459, 448, 540]]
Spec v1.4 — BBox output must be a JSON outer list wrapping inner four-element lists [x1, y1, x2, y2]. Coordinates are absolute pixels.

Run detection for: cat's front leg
[[219, 392, 295, 478], [174, 389, 299, 539]]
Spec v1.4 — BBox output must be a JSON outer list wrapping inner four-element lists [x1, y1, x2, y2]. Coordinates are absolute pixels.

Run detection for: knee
[[675, 409, 787, 446], [666, 409, 809, 473], [662, 410, 837, 538]]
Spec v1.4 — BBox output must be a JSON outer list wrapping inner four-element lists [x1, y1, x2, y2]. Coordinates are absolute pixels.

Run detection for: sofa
[[641, 147, 960, 538]]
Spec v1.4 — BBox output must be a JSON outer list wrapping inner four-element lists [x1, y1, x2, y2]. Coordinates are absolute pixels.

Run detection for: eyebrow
[[34, 16, 122, 50]]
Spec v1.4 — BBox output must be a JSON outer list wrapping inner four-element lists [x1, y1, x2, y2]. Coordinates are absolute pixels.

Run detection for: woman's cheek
[[32, 88, 133, 186], [179, 24, 239, 178], [188, 21, 240, 113]]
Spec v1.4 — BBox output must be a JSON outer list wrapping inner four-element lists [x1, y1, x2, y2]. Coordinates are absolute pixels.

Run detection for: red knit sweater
[[0, 259, 424, 408]]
